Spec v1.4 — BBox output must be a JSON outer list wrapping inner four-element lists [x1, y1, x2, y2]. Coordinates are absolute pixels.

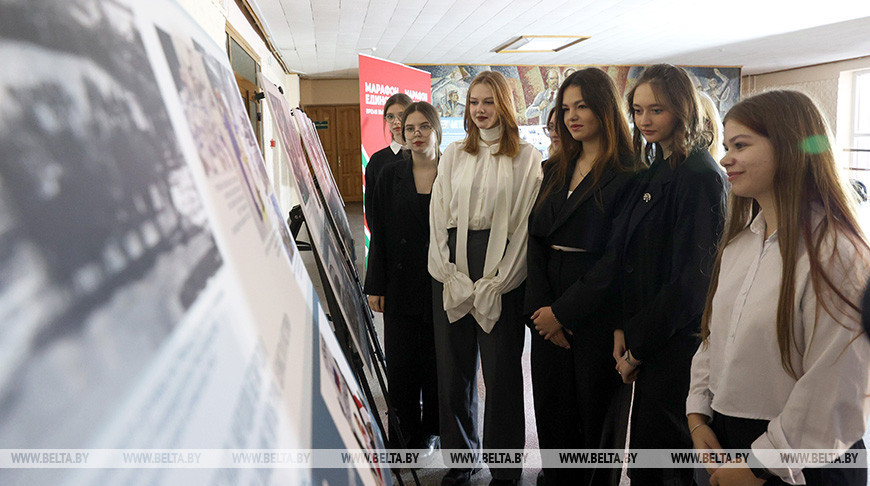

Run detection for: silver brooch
[[642, 192, 651, 203]]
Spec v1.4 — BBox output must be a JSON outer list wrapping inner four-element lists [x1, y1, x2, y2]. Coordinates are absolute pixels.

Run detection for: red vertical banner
[[358, 54, 431, 261]]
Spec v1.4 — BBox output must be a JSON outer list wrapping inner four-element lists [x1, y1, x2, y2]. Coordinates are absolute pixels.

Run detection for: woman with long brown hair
[[535, 64, 727, 485], [429, 70, 541, 485], [526, 67, 640, 485], [687, 90, 870, 485]]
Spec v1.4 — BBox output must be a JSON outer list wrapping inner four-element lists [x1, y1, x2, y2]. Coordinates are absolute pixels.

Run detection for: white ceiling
[[250, 0, 870, 77]]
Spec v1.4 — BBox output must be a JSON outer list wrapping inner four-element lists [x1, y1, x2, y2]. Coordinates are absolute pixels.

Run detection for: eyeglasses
[[404, 124, 433, 135], [543, 124, 557, 135], [386, 113, 403, 122]]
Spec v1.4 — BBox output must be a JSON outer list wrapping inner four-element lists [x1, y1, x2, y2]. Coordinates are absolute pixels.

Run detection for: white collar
[[479, 125, 502, 143], [749, 210, 778, 242], [749, 210, 767, 236], [389, 140, 403, 155]]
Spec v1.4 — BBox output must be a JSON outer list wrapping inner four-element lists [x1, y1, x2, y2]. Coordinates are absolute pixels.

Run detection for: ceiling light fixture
[[494, 35, 589, 54]]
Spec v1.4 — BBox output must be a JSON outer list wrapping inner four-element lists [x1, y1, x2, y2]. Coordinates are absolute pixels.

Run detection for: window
[[851, 70, 870, 170]]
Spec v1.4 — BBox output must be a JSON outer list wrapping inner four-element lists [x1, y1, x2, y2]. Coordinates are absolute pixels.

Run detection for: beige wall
[[742, 56, 870, 144], [300, 78, 360, 105]]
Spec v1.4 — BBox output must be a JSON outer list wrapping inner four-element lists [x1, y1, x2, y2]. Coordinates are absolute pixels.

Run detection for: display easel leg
[[304, 228, 419, 485]]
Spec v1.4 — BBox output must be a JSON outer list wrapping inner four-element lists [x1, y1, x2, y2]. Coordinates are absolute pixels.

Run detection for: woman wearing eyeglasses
[[429, 71, 542, 486], [365, 93, 413, 241], [365, 101, 441, 455]]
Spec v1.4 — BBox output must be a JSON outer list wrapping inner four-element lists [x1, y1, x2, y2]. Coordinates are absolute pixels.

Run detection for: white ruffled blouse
[[427, 126, 542, 332]]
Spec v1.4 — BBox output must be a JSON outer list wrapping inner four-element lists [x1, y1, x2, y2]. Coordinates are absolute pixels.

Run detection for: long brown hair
[[546, 109, 561, 159], [536, 68, 638, 209], [461, 71, 520, 158], [626, 64, 706, 168], [701, 90, 869, 378]]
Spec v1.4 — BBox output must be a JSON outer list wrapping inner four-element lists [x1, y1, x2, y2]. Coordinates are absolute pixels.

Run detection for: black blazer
[[525, 155, 638, 330], [363, 157, 432, 316], [365, 145, 404, 223], [551, 147, 726, 361]]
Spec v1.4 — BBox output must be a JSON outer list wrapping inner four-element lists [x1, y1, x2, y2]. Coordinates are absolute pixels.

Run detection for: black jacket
[[363, 157, 432, 316], [525, 154, 638, 331], [550, 147, 726, 362], [365, 145, 404, 224]]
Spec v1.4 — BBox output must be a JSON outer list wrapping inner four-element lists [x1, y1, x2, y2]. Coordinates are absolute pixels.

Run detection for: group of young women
[[364, 64, 870, 486]]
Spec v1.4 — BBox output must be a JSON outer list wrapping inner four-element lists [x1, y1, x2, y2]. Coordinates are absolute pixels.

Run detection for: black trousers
[[433, 229, 526, 480], [530, 332, 583, 484], [626, 332, 699, 486], [531, 249, 621, 486], [384, 310, 438, 447], [698, 412, 867, 486]]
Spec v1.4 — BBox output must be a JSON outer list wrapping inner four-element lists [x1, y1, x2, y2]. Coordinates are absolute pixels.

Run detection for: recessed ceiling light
[[494, 35, 589, 53]]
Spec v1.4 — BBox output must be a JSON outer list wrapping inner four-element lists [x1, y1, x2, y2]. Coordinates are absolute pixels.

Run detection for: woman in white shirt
[[429, 70, 542, 486], [687, 90, 870, 485]]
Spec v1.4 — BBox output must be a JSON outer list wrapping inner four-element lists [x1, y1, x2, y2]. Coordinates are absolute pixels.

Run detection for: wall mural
[[414, 64, 741, 155]]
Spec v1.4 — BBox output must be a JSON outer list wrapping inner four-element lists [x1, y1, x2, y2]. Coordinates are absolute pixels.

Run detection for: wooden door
[[234, 74, 262, 148], [304, 104, 363, 202], [336, 105, 362, 202]]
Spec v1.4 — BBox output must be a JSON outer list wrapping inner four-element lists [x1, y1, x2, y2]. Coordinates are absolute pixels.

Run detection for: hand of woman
[[709, 463, 765, 486], [615, 354, 639, 383], [688, 413, 723, 475], [532, 306, 562, 339], [367, 295, 384, 313], [549, 328, 571, 349], [613, 329, 626, 361]]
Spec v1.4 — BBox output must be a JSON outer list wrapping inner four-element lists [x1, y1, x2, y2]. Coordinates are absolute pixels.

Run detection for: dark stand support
[[289, 206, 419, 486]]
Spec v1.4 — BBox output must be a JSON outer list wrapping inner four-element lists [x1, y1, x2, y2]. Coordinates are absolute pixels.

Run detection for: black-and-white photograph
[[0, 0, 223, 451]]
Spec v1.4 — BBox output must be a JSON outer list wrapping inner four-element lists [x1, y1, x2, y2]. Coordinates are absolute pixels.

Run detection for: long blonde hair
[[462, 71, 520, 158], [701, 90, 868, 378], [698, 91, 723, 162]]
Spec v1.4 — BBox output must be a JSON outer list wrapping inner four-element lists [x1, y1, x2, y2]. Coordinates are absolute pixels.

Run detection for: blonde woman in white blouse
[[686, 90, 870, 486], [428, 70, 542, 486]]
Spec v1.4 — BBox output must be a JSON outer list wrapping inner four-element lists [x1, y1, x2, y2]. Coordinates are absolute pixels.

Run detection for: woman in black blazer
[[364, 93, 412, 250], [364, 101, 440, 453], [527, 68, 641, 486], [535, 64, 727, 486]]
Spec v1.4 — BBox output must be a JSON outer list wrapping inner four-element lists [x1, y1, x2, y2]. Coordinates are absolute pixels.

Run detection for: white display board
[[0, 0, 387, 484]]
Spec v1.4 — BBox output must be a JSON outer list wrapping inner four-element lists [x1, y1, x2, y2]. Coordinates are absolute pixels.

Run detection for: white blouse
[[428, 130, 542, 332], [687, 211, 870, 484], [389, 140, 403, 155]]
